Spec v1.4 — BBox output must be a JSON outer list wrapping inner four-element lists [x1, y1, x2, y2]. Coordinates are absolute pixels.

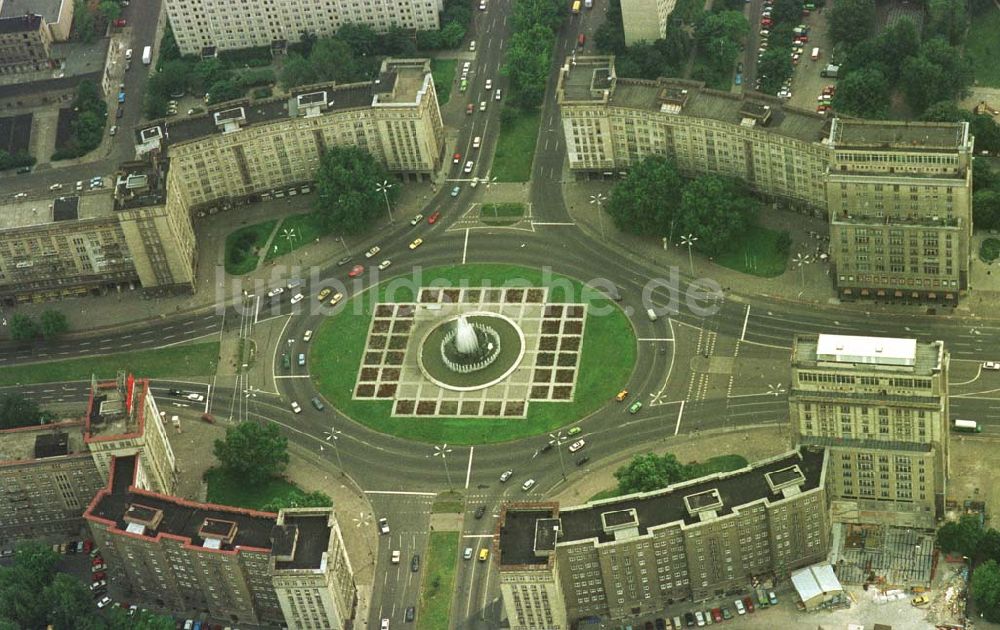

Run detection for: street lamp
[[375, 180, 395, 223], [793, 253, 814, 287], [323, 425, 345, 475], [589, 193, 607, 241], [482, 175, 499, 189], [433, 444, 453, 488], [549, 431, 567, 480], [281, 228, 297, 252], [680, 234, 698, 275], [766, 383, 785, 397]]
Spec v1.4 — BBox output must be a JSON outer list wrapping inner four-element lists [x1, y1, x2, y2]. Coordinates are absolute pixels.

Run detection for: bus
[[571, 0, 580, 13], [953, 419, 982, 433]]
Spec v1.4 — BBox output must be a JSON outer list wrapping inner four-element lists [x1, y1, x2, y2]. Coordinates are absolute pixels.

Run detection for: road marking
[[674, 400, 685, 436], [465, 446, 474, 489], [740, 304, 750, 341], [273, 375, 312, 379], [740, 338, 792, 351], [364, 490, 438, 496], [637, 337, 673, 342], [461, 534, 495, 538], [531, 222, 575, 226], [462, 228, 470, 264], [154, 331, 221, 349]]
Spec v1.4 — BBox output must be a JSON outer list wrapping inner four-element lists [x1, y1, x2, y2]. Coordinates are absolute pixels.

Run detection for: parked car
[[405, 606, 415, 622], [743, 595, 755, 613], [378, 518, 390, 534], [500, 469, 513, 482], [96, 596, 112, 609], [310, 397, 324, 411], [290, 293, 304, 304], [629, 401, 643, 414], [984, 362, 1000, 370], [410, 214, 424, 225], [365, 245, 381, 258]]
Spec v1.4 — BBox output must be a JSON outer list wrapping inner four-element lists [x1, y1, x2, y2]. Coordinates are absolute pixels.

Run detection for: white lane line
[[531, 222, 575, 226], [154, 331, 221, 349], [465, 447, 475, 489], [674, 400, 685, 436], [740, 304, 750, 341], [637, 337, 673, 342], [462, 228, 470, 264], [462, 534, 495, 538], [273, 375, 312, 379], [364, 490, 438, 496]]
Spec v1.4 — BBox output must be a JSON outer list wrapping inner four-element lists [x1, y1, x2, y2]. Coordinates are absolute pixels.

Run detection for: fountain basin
[[417, 313, 526, 391]]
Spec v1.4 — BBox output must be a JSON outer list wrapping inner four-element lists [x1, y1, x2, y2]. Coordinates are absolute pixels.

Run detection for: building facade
[[826, 119, 973, 303], [85, 455, 357, 629], [555, 56, 974, 304], [620, 0, 678, 44], [790, 334, 950, 529], [0, 160, 195, 304], [0, 375, 177, 549], [0, 14, 51, 74], [138, 59, 443, 213], [497, 448, 829, 627], [165, 0, 442, 56]]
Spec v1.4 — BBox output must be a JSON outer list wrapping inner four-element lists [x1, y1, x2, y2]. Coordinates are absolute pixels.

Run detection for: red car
[[711, 608, 723, 623], [796, 34, 809, 43], [83, 540, 94, 553], [761, 18, 773, 26], [466, 103, 474, 114], [113, 18, 127, 27], [91, 556, 104, 566], [92, 571, 106, 581], [427, 210, 441, 224], [743, 595, 755, 613], [348, 265, 364, 278], [453, 152, 461, 164]]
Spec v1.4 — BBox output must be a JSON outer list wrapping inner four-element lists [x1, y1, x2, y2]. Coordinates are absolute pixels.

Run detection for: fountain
[[440, 315, 503, 374]]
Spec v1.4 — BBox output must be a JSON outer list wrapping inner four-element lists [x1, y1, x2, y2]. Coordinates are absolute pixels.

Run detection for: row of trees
[[501, 0, 566, 110], [826, 0, 974, 119], [71, 0, 123, 45], [0, 543, 175, 629], [0, 393, 52, 431], [53, 81, 107, 161], [594, 0, 702, 83], [0, 150, 34, 173], [613, 452, 748, 495], [8, 310, 69, 342], [414, 0, 473, 50], [280, 25, 417, 91], [604, 156, 762, 256], [312, 145, 399, 235], [937, 515, 1000, 621], [145, 55, 275, 118], [972, 158, 1000, 232]]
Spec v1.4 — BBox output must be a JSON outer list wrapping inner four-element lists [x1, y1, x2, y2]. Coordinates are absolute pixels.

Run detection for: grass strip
[[417, 532, 460, 630]]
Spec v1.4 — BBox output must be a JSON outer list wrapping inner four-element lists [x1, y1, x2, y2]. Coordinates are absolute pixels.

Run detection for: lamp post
[[589, 193, 607, 241], [680, 233, 698, 275], [766, 383, 785, 397], [375, 179, 395, 223], [323, 425, 345, 475], [549, 431, 567, 480], [433, 444, 453, 488], [793, 252, 814, 287], [281, 228, 297, 253]]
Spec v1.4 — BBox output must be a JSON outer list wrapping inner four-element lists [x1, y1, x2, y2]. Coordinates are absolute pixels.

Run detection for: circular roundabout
[[309, 264, 638, 444]]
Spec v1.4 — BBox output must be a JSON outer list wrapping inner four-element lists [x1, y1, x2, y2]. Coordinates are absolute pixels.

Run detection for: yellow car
[[329, 292, 344, 306], [911, 595, 929, 607], [409, 238, 424, 250], [479, 548, 489, 562], [316, 288, 332, 302], [615, 389, 629, 402]]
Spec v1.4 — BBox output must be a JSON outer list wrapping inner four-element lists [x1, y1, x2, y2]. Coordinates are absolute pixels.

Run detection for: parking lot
[[785, 9, 837, 112]]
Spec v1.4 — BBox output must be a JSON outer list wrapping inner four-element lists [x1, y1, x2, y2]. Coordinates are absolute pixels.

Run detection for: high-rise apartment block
[[790, 334, 949, 528], [85, 455, 357, 629], [556, 56, 974, 304], [0, 375, 177, 550], [0, 14, 51, 74], [165, 0, 442, 56], [497, 448, 829, 628], [620, 0, 678, 44]]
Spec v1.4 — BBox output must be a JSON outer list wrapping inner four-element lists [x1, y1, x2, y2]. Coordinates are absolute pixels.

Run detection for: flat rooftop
[[795, 334, 943, 374], [557, 448, 825, 545], [0, 13, 41, 33], [273, 512, 331, 571], [90, 455, 277, 552], [830, 119, 969, 151], [0, 0, 63, 24], [0, 191, 114, 230], [557, 55, 829, 145], [0, 421, 86, 464], [499, 507, 557, 567]]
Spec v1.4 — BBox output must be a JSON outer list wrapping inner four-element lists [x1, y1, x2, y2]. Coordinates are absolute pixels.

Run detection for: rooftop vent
[[124, 503, 164, 532], [198, 517, 238, 545]]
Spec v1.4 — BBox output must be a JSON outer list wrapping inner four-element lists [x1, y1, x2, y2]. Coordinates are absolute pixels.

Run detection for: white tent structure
[[791, 563, 844, 610]]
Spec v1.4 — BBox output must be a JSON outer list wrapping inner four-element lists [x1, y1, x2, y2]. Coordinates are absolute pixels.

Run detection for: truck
[[820, 63, 839, 78], [953, 419, 982, 433], [141, 45, 152, 65]]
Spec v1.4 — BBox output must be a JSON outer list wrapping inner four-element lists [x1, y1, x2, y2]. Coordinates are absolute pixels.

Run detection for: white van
[[472, 136, 481, 149], [810, 47, 820, 60], [646, 308, 657, 322]]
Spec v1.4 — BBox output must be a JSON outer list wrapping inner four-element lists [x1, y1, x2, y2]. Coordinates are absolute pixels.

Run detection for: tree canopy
[[213, 421, 290, 485], [831, 67, 891, 119], [973, 560, 1000, 622], [614, 453, 687, 495], [937, 514, 984, 558], [0, 393, 49, 430], [676, 175, 759, 256], [827, 0, 876, 46], [262, 490, 333, 512], [313, 145, 398, 235], [604, 156, 684, 236]]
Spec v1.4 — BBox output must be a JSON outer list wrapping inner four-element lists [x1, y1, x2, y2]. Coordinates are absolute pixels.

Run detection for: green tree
[[675, 175, 759, 256], [98, 0, 121, 22], [213, 422, 289, 485], [44, 573, 94, 629], [972, 115, 1000, 156], [297, 30, 318, 57], [39, 310, 69, 340], [827, 0, 876, 45], [415, 29, 442, 50], [192, 58, 232, 94], [696, 10, 748, 45], [901, 38, 974, 116], [875, 18, 920, 81], [206, 79, 243, 104], [512, 0, 563, 32], [604, 156, 684, 236], [973, 560, 1000, 622], [982, 529, 1000, 564], [615, 41, 672, 80], [8, 313, 39, 342], [926, 0, 966, 45], [0, 542, 60, 628], [438, 21, 467, 49], [831, 67, 890, 119], [0, 393, 46, 430], [594, 0, 626, 54], [382, 26, 417, 56], [757, 48, 794, 94], [503, 24, 555, 109], [280, 54, 318, 89], [768, 0, 803, 26], [921, 100, 970, 122], [336, 23, 379, 57], [974, 158, 1000, 193], [313, 145, 396, 235], [72, 0, 95, 43], [614, 453, 686, 495], [937, 514, 984, 557], [974, 190, 1000, 232], [262, 490, 333, 512]]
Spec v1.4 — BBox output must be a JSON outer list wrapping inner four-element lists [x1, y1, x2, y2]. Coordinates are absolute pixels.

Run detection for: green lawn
[[417, 532, 460, 630], [981, 237, 1000, 262], [0, 341, 220, 386], [204, 468, 301, 510], [431, 59, 457, 105], [310, 265, 636, 444], [265, 212, 331, 260], [225, 220, 278, 275], [967, 8, 1000, 87], [480, 203, 525, 226], [492, 109, 540, 182], [714, 224, 789, 278]]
